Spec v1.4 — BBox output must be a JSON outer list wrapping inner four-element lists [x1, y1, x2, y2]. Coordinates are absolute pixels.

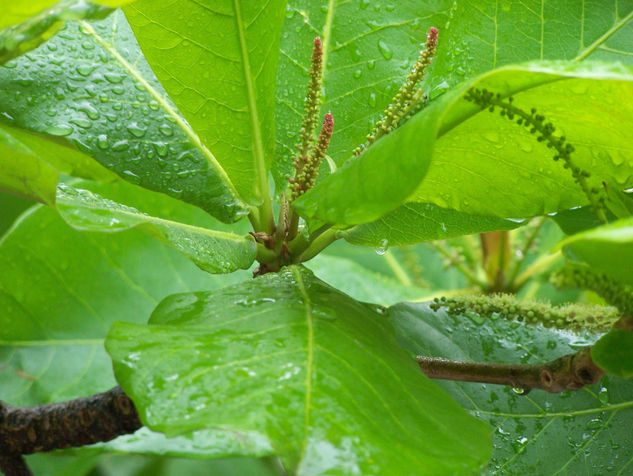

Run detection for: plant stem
[[0, 455, 32, 476], [417, 347, 604, 394], [256, 243, 277, 263], [297, 228, 339, 263], [430, 242, 487, 289], [507, 217, 545, 288], [513, 250, 562, 290], [384, 250, 413, 287]]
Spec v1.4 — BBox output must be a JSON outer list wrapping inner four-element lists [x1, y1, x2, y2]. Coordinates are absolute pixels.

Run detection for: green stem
[[513, 251, 562, 291], [507, 217, 545, 287], [297, 228, 339, 263], [431, 242, 488, 289], [384, 251, 413, 287], [256, 243, 277, 263]]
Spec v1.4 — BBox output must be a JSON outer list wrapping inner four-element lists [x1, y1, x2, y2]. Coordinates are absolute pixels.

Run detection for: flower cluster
[[354, 27, 438, 156], [552, 265, 633, 317], [430, 293, 618, 332], [289, 113, 334, 200], [288, 37, 334, 201], [465, 88, 607, 222]]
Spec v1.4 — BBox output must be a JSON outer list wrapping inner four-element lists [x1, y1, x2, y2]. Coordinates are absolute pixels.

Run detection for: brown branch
[[417, 347, 604, 394], [0, 386, 141, 460], [0, 455, 32, 476]]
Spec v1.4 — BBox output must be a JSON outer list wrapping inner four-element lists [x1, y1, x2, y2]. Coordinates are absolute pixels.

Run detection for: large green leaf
[[273, 0, 452, 191], [389, 302, 633, 475], [56, 183, 256, 274], [0, 0, 132, 31], [0, 203, 269, 457], [557, 217, 633, 286], [296, 61, 633, 225], [0, 12, 247, 223], [123, 0, 287, 205], [106, 266, 491, 475], [0, 122, 115, 204], [428, 0, 633, 91], [343, 203, 523, 247]]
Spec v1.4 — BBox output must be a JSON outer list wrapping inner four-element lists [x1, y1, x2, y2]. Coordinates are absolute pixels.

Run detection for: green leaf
[[273, 0, 452, 191], [427, 1, 633, 91], [0, 12, 247, 223], [124, 0, 287, 205], [557, 217, 633, 286], [388, 302, 633, 475], [0, 204, 268, 457], [106, 266, 491, 475], [343, 202, 524, 247], [0, 0, 132, 31], [0, 190, 33, 236], [0, 122, 114, 204], [305, 253, 436, 306], [297, 61, 633, 225], [592, 330, 633, 379], [56, 183, 256, 274], [0, 0, 115, 65]]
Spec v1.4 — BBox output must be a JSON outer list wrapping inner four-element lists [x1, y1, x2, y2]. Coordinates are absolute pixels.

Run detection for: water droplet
[[519, 141, 533, 153], [368, 92, 376, 107], [360, 0, 370, 9], [70, 118, 91, 129], [598, 386, 609, 405], [127, 122, 147, 138], [104, 72, 124, 84], [511, 387, 525, 395], [112, 140, 130, 152], [377, 39, 393, 60], [45, 124, 73, 136], [76, 64, 96, 76], [159, 124, 174, 136], [154, 142, 168, 157], [353, 69, 361, 78], [483, 131, 500, 143], [79, 104, 100, 120], [367, 59, 375, 70], [375, 238, 388, 255], [97, 134, 109, 149]]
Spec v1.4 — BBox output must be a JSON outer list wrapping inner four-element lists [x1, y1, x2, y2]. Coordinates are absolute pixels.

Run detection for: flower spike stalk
[[290, 113, 334, 200], [465, 88, 607, 223], [354, 26, 438, 156], [296, 37, 323, 164]]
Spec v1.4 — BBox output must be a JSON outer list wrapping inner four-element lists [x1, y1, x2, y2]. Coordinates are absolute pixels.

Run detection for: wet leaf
[[0, 122, 114, 204], [0, 201, 263, 457], [56, 183, 256, 274], [389, 302, 633, 475], [124, 0, 287, 205], [557, 217, 633, 286], [0, 0, 114, 64], [0, 0, 132, 31], [106, 266, 491, 475], [343, 202, 523, 247], [295, 62, 633, 225], [0, 12, 247, 223]]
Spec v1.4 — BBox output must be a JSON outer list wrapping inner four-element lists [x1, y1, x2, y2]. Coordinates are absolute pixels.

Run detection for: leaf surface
[[0, 0, 132, 30], [0, 202, 267, 457], [389, 302, 633, 475], [56, 183, 256, 274], [557, 217, 633, 286], [0, 12, 247, 222], [0, 122, 113, 204], [124, 0, 287, 205], [592, 330, 633, 379], [106, 266, 491, 475], [343, 202, 523, 247], [296, 62, 633, 224]]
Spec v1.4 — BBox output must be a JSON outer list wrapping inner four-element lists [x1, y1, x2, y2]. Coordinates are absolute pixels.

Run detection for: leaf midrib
[[78, 17, 243, 204]]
